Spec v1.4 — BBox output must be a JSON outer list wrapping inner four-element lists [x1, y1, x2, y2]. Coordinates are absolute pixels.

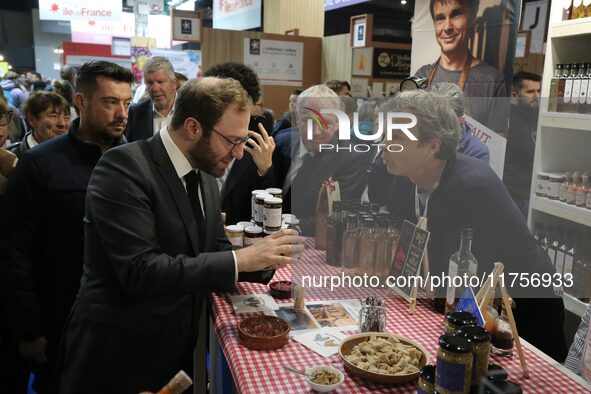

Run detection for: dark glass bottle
[[341, 213, 359, 273], [325, 201, 344, 267]]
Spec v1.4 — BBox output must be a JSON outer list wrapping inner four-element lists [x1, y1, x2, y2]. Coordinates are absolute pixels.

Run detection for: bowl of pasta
[[339, 332, 429, 384]]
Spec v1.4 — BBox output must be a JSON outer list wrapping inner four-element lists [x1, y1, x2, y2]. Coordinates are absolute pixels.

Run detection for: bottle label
[[263, 207, 282, 228], [587, 80, 591, 104], [564, 254, 574, 275], [446, 260, 458, 305], [580, 79, 589, 104], [573, 79, 582, 100], [548, 247, 557, 267], [576, 190, 588, 206], [255, 202, 265, 224], [436, 356, 468, 392], [251, 199, 257, 221], [566, 189, 576, 204], [564, 80, 573, 104], [556, 251, 566, 275]]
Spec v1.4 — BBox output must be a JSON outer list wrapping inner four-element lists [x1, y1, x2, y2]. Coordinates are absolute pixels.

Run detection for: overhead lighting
[[7, 65, 12, 70], [0, 54, 4, 61], [401, 0, 407, 4], [53, 47, 64, 54]]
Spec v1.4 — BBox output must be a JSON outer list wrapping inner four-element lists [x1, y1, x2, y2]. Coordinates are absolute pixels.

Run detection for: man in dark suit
[[58, 77, 304, 393], [125, 56, 178, 142], [274, 84, 372, 235], [1, 61, 133, 393], [203, 62, 277, 225]]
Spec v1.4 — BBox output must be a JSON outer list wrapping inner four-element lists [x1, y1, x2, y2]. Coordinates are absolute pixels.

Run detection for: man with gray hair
[[368, 89, 566, 362], [274, 84, 371, 235], [125, 56, 178, 141], [428, 82, 489, 163]]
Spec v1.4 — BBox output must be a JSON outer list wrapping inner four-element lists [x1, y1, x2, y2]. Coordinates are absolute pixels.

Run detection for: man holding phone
[[203, 62, 278, 225]]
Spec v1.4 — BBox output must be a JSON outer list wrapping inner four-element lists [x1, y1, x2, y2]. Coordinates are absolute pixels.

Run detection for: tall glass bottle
[[357, 217, 378, 276], [585, 63, 591, 115], [571, 63, 584, 113], [557, 63, 570, 112], [562, 0, 574, 20], [555, 229, 569, 278], [548, 64, 562, 112], [560, 172, 573, 202], [567, 171, 581, 205], [580, 62, 591, 114], [341, 213, 359, 274], [548, 226, 562, 268], [445, 228, 479, 314], [541, 225, 553, 253], [563, 232, 578, 294], [563, 64, 577, 113], [573, 0, 586, 18], [325, 201, 343, 267], [576, 173, 590, 207]]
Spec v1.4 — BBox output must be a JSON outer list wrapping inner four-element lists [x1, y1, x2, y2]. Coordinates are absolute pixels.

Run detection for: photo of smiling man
[[412, 0, 515, 135]]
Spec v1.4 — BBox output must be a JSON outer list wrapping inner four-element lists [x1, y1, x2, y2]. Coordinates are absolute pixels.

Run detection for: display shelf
[[531, 197, 591, 227], [551, 18, 591, 38], [564, 292, 588, 317], [540, 112, 591, 131]]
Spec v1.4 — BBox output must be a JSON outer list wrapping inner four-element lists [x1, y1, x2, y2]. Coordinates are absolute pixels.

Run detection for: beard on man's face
[[188, 134, 225, 177]]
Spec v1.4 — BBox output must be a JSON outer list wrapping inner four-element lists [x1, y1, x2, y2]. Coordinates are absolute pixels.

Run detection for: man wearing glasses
[[58, 77, 304, 393]]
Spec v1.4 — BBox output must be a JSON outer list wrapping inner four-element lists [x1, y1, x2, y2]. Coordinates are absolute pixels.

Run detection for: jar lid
[[483, 380, 522, 394], [264, 197, 283, 204], [237, 221, 254, 228], [548, 173, 565, 180], [487, 363, 508, 382], [245, 226, 263, 234], [446, 311, 478, 327], [438, 334, 473, 353], [537, 171, 550, 177], [457, 325, 490, 343], [251, 189, 266, 196], [419, 365, 435, 384], [265, 188, 282, 195], [256, 192, 271, 199], [226, 225, 244, 232], [284, 217, 300, 225], [282, 213, 297, 220]]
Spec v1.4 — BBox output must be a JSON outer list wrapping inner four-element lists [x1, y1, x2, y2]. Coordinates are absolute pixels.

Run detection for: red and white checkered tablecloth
[[210, 242, 590, 393]]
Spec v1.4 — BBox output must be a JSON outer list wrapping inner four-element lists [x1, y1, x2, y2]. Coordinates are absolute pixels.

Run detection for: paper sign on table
[[293, 329, 348, 357], [230, 294, 279, 314], [272, 306, 319, 334], [455, 287, 485, 326], [306, 300, 361, 331]]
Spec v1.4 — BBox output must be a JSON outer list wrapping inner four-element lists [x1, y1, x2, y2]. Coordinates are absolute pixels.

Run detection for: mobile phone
[[248, 115, 266, 134]]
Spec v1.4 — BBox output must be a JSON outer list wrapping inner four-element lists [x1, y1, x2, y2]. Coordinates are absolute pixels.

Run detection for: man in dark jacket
[[0, 61, 133, 393]]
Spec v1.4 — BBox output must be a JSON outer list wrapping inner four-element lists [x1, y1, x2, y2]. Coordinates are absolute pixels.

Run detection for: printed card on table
[[267, 306, 319, 335], [305, 299, 361, 331], [293, 329, 348, 357], [230, 294, 279, 314]]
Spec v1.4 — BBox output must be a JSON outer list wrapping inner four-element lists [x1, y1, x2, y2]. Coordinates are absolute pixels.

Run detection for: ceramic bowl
[[237, 315, 290, 351], [305, 365, 345, 393]]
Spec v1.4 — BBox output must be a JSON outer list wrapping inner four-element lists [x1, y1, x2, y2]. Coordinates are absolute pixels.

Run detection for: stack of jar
[[536, 170, 591, 209], [419, 310, 521, 394], [534, 223, 591, 301], [547, 62, 591, 113], [324, 201, 401, 279], [561, 0, 591, 20]]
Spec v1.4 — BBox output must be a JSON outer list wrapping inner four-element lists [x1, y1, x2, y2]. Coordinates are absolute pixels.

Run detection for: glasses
[[199, 120, 249, 152], [0, 110, 13, 126]]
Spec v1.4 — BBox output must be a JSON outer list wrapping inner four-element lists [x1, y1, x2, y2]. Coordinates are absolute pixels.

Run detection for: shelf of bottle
[[531, 196, 591, 227], [564, 292, 588, 317], [551, 18, 591, 38], [540, 112, 591, 131]]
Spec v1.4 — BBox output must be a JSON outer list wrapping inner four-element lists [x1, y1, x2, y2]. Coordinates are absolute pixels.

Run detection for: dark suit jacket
[[124, 99, 154, 142], [274, 129, 372, 235], [221, 152, 276, 225], [59, 134, 266, 393]]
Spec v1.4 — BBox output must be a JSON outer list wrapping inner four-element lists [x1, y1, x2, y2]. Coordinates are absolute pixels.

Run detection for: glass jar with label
[[254, 193, 271, 226], [457, 326, 490, 388], [445, 311, 478, 336], [435, 335, 473, 394], [535, 172, 549, 197], [263, 197, 283, 231], [226, 225, 244, 247], [546, 173, 565, 200], [244, 226, 263, 246], [418, 365, 436, 394], [265, 187, 283, 198], [251, 190, 265, 222], [283, 217, 301, 233]]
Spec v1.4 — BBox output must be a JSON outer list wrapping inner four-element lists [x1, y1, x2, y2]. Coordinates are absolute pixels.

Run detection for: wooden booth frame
[[350, 14, 373, 48]]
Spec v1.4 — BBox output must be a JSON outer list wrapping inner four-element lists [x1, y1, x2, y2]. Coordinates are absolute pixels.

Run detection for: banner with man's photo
[[410, 0, 522, 178]]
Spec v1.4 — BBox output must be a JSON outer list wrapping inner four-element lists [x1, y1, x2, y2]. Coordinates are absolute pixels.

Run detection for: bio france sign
[[39, 0, 122, 21]]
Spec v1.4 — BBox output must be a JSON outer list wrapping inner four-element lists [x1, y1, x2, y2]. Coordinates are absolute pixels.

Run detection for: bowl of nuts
[[269, 280, 292, 299], [305, 366, 344, 393]]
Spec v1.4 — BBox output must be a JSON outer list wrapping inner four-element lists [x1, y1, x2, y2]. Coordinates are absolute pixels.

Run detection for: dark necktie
[[185, 171, 206, 252]]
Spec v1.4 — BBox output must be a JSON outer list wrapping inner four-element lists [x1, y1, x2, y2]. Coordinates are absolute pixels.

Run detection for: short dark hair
[[60, 64, 76, 81], [52, 79, 75, 106], [429, 0, 479, 21], [203, 62, 261, 103], [512, 71, 542, 93], [291, 89, 303, 95], [170, 77, 251, 133], [76, 61, 133, 97], [22, 91, 70, 120], [325, 80, 344, 93]]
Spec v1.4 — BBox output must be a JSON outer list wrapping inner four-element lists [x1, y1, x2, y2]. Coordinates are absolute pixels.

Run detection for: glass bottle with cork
[[571, 63, 584, 113], [563, 63, 577, 113], [579, 62, 591, 114], [445, 228, 478, 315], [357, 217, 378, 276], [341, 213, 360, 274], [562, 0, 574, 20], [325, 201, 344, 267], [585, 62, 591, 114], [548, 64, 562, 112], [557, 63, 570, 112]]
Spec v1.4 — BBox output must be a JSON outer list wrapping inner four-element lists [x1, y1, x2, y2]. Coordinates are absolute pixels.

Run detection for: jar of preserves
[[283, 217, 301, 233], [265, 187, 283, 198], [251, 190, 265, 222], [254, 193, 271, 226], [244, 226, 264, 246], [435, 335, 473, 394], [445, 311, 478, 335], [457, 326, 490, 387], [535, 172, 549, 197], [547, 173, 565, 200], [225, 225, 244, 247], [263, 197, 283, 231], [418, 365, 436, 394]]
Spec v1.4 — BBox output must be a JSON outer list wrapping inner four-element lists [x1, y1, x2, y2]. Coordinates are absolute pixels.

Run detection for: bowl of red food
[[237, 315, 291, 351], [269, 280, 293, 299]]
